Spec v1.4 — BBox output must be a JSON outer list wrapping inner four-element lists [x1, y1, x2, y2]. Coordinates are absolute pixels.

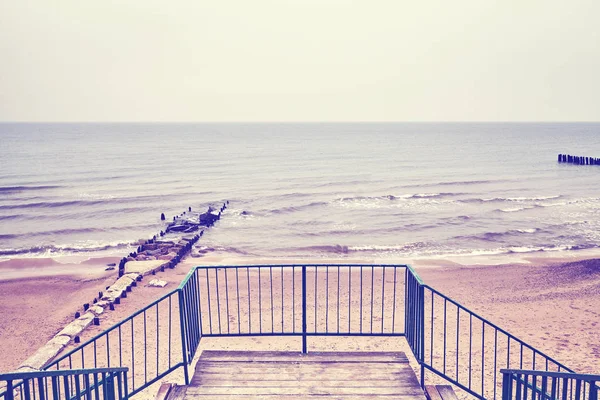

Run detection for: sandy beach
[[1, 253, 599, 399]]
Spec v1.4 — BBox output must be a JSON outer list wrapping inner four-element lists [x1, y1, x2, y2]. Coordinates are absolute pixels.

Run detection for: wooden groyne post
[[558, 154, 600, 165]]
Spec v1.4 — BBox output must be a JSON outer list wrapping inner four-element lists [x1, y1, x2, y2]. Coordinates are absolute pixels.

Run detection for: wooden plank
[[166, 386, 187, 400], [425, 385, 443, 400], [199, 351, 409, 363], [436, 385, 460, 400], [185, 351, 426, 400], [195, 363, 408, 373], [180, 396, 426, 400], [191, 379, 424, 388], [185, 386, 426, 396], [154, 383, 173, 400], [191, 372, 411, 383]]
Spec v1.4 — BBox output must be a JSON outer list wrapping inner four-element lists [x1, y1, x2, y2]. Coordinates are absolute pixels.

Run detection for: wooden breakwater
[[558, 154, 600, 165], [13, 202, 229, 372]]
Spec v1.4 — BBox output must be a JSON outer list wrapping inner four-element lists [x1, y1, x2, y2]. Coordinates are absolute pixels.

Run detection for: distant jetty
[[558, 154, 600, 165]]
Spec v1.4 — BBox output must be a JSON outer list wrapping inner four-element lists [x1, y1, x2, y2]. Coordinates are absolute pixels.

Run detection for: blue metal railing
[[5, 263, 590, 400], [0, 367, 128, 400], [501, 369, 599, 400], [43, 291, 182, 397], [177, 265, 407, 356], [418, 284, 575, 400]]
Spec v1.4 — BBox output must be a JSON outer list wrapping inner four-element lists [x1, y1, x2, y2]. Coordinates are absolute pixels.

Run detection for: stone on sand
[[20, 335, 72, 369], [125, 260, 167, 275], [56, 312, 95, 338]]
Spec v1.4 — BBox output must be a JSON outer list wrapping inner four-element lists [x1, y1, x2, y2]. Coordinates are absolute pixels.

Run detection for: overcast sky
[[1, 1, 599, 122]]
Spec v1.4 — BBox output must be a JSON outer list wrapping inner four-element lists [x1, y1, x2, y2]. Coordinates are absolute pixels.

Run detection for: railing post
[[106, 372, 115, 400], [177, 289, 190, 385], [419, 284, 425, 388], [5, 380, 13, 400], [501, 372, 511, 400], [302, 266, 307, 354], [590, 382, 598, 400]]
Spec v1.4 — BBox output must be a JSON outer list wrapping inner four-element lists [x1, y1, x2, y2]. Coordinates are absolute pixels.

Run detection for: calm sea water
[[1, 123, 599, 262]]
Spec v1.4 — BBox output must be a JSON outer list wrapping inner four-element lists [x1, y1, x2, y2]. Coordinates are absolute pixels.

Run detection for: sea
[[1, 122, 599, 264]]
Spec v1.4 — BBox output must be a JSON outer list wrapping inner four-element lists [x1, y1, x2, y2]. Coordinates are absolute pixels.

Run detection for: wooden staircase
[[165, 351, 428, 399]]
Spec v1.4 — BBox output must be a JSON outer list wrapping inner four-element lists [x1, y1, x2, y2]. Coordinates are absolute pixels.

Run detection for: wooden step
[[183, 351, 426, 399]]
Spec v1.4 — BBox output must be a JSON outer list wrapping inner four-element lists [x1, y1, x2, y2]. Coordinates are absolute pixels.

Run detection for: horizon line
[[1, 120, 600, 124]]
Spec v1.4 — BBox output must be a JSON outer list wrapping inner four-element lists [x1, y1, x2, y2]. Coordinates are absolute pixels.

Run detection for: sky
[[1, 1, 599, 122]]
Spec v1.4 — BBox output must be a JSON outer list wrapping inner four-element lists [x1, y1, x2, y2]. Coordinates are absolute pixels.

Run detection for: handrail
[[11, 263, 588, 400], [44, 289, 183, 397], [1, 367, 129, 400], [0, 368, 128, 380], [500, 370, 600, 382], [500, 369, 599, 400]]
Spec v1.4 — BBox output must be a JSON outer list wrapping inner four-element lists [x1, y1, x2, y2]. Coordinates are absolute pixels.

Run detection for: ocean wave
[[0, 241, 135, 257], [436, 179, 504, 186], [267, 201, 328, 215], [0, 185, 62, 193], [453, 228, 542, 241], [461, 195, 561, 204], [495, 205, 541, 213], [0, 199, 107, 210]]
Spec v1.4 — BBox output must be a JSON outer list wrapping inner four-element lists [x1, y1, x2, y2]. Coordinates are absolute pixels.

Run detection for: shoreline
[[3, 246, 600, 282]]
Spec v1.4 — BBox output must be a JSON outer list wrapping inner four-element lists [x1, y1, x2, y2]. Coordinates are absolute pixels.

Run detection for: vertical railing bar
[[143, 310, 147, 384], [23, 377, 31, 400], [62, 375, 69, 400], [51, 376, 58, 400], [258, 267, 262, 334], [116, 372, 123, 400], [292, 266, 296, 333], [370, 266, 375, 333], [205, 269, 213, 335], [348, 266, 352, 333], [381, 266, 386, 334], [314, 267, 318, 333], [84, 373, 91, 400], [224, 268, 230, 335], [93, 374, 99, 400], [494, 328, 498, 400], [302, 265, 307, 353], [215, 269, 222, 334], [281, 267, 285, 333], [443, 298, 447, 374], [360, 266, 363, 334], [196, 271, 204, 342], [168, 295, 172, 368], [156, 304, 159, 377], [392, 267, 397, 334], [482, 321, 485, 396], [117, 324, 123, 369], [430, 289, 434, 366], [247, 267, 251, 333], [270, 266, 274, 333], [326, 266, 329, 333], [337, 266, 341, 334], [456, 307, 460, 383], [469, 313, 472, 389], [520, 343, 524, 369], [93, 341, 97, 369], [562, 377, 569, 400], [130, 319, 135, 390], [236, 268, 241, 334], [73, 374, 81, 400]]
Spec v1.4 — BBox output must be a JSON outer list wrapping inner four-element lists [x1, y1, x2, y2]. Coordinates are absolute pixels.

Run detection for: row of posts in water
[[558, 154, 600, 165]]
